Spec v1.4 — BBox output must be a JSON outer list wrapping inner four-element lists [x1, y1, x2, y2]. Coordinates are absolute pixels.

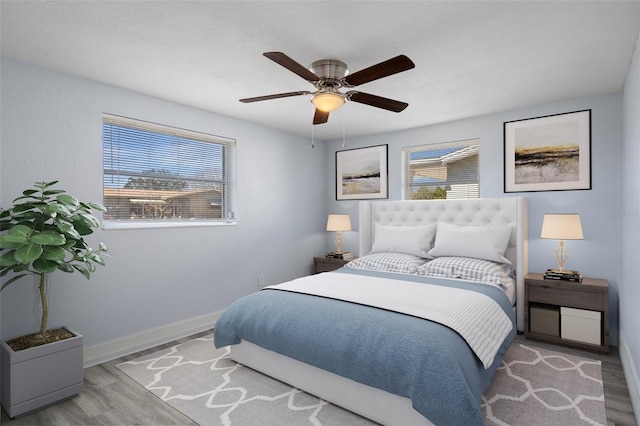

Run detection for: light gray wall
[[325, 94, 624, 345], [0, 59, 327, 347], [622, 31, 640, 414]]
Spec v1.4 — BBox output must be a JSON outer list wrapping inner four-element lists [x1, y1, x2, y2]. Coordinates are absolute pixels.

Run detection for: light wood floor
[[2, 332, 637, 425]]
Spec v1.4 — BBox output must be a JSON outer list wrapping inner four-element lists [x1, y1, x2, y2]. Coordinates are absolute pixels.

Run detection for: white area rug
[[116, 337, 606, 425]]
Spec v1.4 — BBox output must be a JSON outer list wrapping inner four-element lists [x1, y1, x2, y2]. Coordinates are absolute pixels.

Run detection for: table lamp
[[326, 214, 351, 254], [540, 213, 583, 273]]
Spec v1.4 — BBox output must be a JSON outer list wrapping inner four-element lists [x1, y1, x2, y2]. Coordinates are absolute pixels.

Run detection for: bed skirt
[[230, 340, 434, 426]]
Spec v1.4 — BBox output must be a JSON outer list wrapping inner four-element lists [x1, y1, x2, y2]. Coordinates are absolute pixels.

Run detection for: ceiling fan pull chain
[[310, 115, 315, 149]]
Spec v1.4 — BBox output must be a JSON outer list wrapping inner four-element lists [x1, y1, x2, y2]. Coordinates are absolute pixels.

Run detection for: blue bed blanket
[[214, 268, 516, 425]]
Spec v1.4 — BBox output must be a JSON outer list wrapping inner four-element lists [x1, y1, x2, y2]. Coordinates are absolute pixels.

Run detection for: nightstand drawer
[[527, 284, 606, 311], [315, 261, 343, 273], [313, 256, 353, 274]]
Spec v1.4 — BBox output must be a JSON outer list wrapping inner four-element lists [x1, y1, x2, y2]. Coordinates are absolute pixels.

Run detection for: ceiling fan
[[239, 52, 415, 125]]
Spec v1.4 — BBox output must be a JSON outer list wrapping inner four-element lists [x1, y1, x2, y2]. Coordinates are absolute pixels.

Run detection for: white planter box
[[1, 328, 84, 418], [561, 307, 601, 345]]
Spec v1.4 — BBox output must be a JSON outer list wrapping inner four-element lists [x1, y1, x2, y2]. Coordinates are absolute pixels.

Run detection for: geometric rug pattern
[[117, 336, 373, 426], [117, 337, 607, 426], [482, 344, 606, 426]]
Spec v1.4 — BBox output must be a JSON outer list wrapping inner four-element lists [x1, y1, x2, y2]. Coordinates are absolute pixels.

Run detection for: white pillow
[[371, 223, 437, 258], [427, 222, 513, 264]]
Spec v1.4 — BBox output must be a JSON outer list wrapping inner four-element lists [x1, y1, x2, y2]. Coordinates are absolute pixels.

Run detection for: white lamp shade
[[326, 214, 351, 232], [311, 92, 345, 112], [541, 214, 584, 240]]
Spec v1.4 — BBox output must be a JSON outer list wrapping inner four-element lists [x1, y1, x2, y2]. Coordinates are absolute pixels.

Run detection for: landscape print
[[504, 110, 591, 192], [514, 120, 580, 184], [342, 151, 380, 194], [336, 145, 388, 200]]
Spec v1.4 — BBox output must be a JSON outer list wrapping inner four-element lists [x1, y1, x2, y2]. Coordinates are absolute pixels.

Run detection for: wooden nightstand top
[[525, 272, 608, 289]]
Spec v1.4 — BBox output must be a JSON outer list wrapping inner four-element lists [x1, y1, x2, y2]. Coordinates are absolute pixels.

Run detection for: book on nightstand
[[543, 268, 582, 282], [326, 251, 355, 260]]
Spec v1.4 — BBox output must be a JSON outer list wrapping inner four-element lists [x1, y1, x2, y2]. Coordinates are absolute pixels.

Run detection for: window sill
[[102, 220, 237, 230]]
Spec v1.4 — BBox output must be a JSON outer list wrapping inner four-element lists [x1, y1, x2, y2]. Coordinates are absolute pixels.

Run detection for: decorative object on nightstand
[[326, 214, 351, 254], [326, 251, 354, 260], [540, 213, 583, 281]]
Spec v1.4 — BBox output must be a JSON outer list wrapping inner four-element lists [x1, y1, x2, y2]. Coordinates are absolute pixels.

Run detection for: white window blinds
[[102, 114, 236, 226], [403, 139, 479, 200]]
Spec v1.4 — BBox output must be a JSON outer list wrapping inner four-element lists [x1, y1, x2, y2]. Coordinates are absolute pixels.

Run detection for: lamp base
[[334, 231, 344, 254]]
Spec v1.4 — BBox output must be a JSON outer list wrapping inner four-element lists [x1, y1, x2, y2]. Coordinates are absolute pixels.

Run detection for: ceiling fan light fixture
[[311, 91, 345, 112]]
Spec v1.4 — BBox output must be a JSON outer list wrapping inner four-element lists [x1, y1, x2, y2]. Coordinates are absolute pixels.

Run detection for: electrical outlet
[[257, 274, 265, 287]]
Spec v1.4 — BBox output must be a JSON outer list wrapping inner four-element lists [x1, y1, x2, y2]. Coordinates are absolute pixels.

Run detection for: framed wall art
[[336, 144, 388, 200], [504, 109, 591, 193]]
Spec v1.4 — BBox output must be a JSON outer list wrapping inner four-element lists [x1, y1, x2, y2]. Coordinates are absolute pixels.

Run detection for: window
[[102, 114, 236, 228], [402, 139, 479, 200]]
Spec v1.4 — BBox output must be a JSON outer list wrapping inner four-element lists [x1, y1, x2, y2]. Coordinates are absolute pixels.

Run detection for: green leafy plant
[[0, 181, 108, 338]]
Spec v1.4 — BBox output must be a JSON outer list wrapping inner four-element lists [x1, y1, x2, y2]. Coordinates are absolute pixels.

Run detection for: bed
[[214, 197, 528, 425]]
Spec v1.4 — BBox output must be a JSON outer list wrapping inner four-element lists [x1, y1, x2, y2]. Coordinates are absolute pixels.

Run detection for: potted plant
[[0, 181, 108, 417]]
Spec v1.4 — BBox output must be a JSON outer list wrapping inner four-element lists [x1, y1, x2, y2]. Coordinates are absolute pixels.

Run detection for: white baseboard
[[619, 337, 640, 425], [83, 310, 222, 368]]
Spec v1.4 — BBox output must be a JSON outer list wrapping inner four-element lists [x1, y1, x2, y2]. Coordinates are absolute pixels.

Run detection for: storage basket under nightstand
[[529, 305, 559, 337]]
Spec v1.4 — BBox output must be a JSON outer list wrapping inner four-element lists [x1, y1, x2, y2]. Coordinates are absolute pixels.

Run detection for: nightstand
[[524, 272, 609, 353], [313, 256, 354, 274]]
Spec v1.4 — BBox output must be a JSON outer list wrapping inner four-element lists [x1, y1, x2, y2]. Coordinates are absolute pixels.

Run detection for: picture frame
[[336, 144, 388, 200], [504, 109, 591, 193]]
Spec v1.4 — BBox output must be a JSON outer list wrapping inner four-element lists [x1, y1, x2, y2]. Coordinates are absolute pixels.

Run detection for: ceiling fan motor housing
[[309, 59, 348, 85]]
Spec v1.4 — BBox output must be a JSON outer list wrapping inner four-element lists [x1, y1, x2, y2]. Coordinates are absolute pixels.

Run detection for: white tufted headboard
[[359, 197, 528, 332]]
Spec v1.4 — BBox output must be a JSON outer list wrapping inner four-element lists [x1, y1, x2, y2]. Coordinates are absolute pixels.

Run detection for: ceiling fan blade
[[343, 55, 415, 87], [313, 109, 330, 125], [347, 91, 409, 112], [239, 91, 311, 103], [263, 52, 320, 82]]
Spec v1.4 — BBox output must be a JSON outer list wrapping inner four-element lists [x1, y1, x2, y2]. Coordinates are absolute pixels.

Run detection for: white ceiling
[[1, 1, 639, 141]]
